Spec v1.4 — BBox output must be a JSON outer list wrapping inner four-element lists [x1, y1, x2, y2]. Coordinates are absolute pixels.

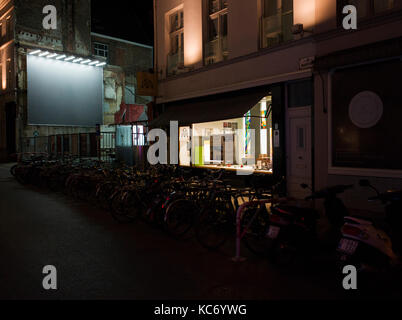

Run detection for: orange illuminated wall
[[183, 0, 202, 66], [2, 50, 6, 89], [294, 0, 316, 31]]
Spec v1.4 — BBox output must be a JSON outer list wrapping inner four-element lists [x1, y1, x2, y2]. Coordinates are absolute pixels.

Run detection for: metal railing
[[167, 50, 185, 76], [20, 132, 117, 163], [261, 8, 293, 49], [204, 36, 228, 65]]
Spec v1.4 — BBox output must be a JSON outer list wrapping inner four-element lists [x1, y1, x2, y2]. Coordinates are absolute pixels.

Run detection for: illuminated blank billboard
[[27, 55, 103, 126]]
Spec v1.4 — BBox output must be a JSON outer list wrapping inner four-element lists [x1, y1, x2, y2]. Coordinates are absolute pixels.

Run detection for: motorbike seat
[[344, 216, 373, 226], [275, 205, 320, 220]]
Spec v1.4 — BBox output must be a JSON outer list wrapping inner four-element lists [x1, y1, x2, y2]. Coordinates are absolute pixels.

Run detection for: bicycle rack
[[232, 199, 271, 262]]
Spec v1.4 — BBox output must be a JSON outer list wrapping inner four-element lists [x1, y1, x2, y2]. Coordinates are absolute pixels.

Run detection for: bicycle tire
[[195, 203, 229, 250], [10, 164, 17, 177], [241, 206, 273, 257], [165, 199, 197, 239]]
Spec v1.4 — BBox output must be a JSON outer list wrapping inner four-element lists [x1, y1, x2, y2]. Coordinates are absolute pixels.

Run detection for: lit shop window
[[182, 95, 274, 173], [179, 126, 191, 166], [132, 125, 145, 146]]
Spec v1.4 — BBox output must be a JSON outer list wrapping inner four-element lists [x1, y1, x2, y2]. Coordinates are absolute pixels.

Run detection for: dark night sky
[[91, 1, 154, 46]]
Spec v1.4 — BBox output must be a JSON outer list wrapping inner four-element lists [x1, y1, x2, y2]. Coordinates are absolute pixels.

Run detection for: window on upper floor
[[260, 0, 293, 49], [94, 42, 109, 59], [167, 9, 184, 76], [6, 58, 12, 90], [339, 0, 398, 22], [204, 0, 228, 65], [6, 16, 11, 38]]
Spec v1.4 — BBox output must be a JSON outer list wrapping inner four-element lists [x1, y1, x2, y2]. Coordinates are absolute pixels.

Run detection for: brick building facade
[[0, 0, 153, 161]]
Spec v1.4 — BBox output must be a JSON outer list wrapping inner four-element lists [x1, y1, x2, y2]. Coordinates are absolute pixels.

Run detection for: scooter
[[267, 184, 353, 265], [337, 180, 402, 271]]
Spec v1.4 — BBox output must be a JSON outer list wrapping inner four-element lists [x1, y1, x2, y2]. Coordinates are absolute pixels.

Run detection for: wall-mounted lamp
[[292, 24, 313, 38]]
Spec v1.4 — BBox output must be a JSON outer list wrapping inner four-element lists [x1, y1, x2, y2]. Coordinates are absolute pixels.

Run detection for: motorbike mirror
[[359, 179, 371, 187]]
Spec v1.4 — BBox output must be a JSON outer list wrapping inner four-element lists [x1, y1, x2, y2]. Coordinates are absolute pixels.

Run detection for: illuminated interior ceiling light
[[88, 60, 99, 66], [29, 50, 42, 55], [72, 58, 83, 63], [96, 62, 106, 67], [64, 56, 75, 61], [39, 51, 50, 57], [46, 53, 58, 59], [56, 55, 66, 60], [80, 59, 92, 64]]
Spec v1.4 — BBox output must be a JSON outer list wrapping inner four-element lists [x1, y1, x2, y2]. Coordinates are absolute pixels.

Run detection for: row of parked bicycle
[[10, 154, 402, 273]]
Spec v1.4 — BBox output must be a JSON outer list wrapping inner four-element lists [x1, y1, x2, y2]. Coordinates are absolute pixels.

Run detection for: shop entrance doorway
[[286, 107, 312, 199]]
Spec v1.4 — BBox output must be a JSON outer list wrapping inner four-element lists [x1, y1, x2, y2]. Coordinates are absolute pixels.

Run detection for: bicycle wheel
[[241, 205, 273, 257], [10, 164, 17, 177], [195, 202, 229, 250], [165, 199, 197, 239], [110, 191, 137, 224]]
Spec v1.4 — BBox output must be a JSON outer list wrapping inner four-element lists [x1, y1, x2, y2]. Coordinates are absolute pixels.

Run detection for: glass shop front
[[179, 95, 274, 174]]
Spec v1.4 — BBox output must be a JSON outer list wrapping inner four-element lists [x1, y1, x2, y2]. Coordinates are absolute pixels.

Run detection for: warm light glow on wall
[[294, 0, 316, 31], [2, 51, 6, 90], [314, 0, 336, 27], [183, 0, 203, 66]]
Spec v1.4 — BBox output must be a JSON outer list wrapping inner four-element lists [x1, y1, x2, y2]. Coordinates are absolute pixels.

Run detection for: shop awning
[[114, 103, 148, 125], [150, 85, 270, 128]]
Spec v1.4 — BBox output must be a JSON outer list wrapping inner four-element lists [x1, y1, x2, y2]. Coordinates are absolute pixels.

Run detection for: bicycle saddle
[[344, 216, 373, 225]]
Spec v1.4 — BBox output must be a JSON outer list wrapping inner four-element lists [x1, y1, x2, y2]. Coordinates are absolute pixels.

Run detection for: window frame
[[204, 0, 228, 65], [94, 42, 109, 59], [167, 8, 185, 76], [259, 0, 294, 50]]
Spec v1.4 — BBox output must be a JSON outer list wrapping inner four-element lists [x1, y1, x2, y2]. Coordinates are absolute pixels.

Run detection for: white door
[[287, 107, 312, 199]]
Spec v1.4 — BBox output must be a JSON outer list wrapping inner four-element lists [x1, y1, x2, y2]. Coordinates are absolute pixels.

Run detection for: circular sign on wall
[[349, 91, 384, 129]]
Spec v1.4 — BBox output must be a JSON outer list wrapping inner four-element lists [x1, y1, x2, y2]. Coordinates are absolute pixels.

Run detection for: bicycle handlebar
[[305, 184, 354, 201]]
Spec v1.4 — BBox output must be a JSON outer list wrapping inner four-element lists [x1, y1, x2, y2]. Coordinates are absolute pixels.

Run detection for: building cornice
[[159, 36, 314, 85], [91, 32, 153, 49]]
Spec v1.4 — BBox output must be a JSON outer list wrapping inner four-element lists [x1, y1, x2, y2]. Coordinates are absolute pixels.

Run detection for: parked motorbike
[[337, 180, 402, 272], [267, 184, 352, 265]]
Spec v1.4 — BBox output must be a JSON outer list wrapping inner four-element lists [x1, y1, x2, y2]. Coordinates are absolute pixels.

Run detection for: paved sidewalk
[[0, 163, 398, 300]]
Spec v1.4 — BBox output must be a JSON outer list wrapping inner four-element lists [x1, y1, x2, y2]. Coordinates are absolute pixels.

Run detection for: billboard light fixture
[[28, 48, 106, 68], [47, 53, 58, 59], [39, 51, 50, 57], [29, 50, 42, 55]]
